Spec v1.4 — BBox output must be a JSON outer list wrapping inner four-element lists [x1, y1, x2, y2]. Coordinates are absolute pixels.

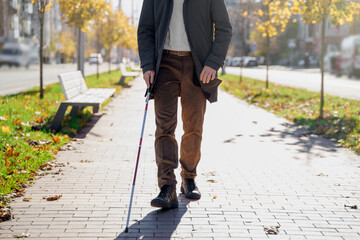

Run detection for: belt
[[163, 49, 191, 56]]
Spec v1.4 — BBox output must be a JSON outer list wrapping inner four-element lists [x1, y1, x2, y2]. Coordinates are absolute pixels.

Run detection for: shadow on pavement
[[74, 113, 104, 139], [260, 122, 338, 155], [116, 194, 191, 240]]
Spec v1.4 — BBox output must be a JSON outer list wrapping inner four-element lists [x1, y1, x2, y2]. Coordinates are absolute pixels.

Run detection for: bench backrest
[[58, 71, 88, 100], [119, 63, 127, 74]]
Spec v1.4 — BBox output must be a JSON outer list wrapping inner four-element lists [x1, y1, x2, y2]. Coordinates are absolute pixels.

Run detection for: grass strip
[[221, 74, 360, 154], [0, 69, 132, 203]]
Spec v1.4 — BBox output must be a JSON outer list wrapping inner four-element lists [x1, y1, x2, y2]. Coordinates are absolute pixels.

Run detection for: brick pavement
[[1, 76, 360, 240]]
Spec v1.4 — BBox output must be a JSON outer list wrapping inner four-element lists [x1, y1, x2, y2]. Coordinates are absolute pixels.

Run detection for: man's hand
[[200, 66, 217, 84], [143, 70, 155, 88]]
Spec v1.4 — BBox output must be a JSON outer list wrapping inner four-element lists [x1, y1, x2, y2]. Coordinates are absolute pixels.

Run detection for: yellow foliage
[[253, 0, 292, 39], [292, 0, 360, 26], [95, 7, 137, 53], [58, 0, 110, 31]]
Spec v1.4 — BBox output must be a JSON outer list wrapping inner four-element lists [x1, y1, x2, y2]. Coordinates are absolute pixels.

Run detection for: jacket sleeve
[[137, 0, 156, 74], [204, 0, 232, 71]]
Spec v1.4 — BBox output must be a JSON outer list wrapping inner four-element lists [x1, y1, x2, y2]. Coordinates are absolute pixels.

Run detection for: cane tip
[[125, 227, 129, 233]]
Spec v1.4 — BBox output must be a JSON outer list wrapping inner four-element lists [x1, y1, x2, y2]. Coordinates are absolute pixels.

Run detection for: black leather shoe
[[151, 185, 178, 209], [181, 178, 201, 200]]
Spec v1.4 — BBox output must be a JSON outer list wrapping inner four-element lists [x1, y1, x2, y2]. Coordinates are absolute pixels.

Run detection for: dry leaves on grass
[[1, 125, 11, 133], [0, 207, 12, 222], [11, 188, 26, 198], [43, 195, 62, 201], [264, 225, 280, 235]]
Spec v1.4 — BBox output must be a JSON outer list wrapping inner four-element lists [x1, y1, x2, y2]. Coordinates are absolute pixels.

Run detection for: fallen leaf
[[52, 136, 61, 144], [252, 121, 258, 124], [1, 125, 10, 134], [39, 163, 53, 171], [0, 208, 12, 222], [12, 119, 23, 125], [28, 139, 51, 146], [264, 225, 280, 235], [23, 198, 32, 202], [344, 204, 358, 209], [207, 179, 217, 183], [213, 195, 217, 199], [52, 149, 58, 154], [13, 233, 30, 238], [5, 159, 10, 166], [34, 116, 43, 123], [43, 195, 62, 201]]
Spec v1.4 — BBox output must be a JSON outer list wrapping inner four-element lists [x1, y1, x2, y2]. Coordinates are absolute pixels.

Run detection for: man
[[137, 0, 232, 209]]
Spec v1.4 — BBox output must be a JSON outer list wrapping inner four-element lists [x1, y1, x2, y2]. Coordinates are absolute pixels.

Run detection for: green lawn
[[221, 74, 360, 154], [0, 70, 131, 203]]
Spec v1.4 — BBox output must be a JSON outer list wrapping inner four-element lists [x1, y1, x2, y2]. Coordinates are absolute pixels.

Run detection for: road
[[225, 66, 360, 100], [0, 63, 120, 96]]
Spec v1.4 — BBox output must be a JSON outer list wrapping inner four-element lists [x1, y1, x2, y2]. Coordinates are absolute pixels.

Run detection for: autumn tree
[[32, 0, 53, 99], [57, 30, 76, 63], [253, 0, 292, 88], [292, 0, 360, 118], [57, 0, 109, 73], [97, 9, 127, 73]]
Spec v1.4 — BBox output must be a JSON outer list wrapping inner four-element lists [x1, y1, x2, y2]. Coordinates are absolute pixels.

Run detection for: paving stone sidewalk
[[1, 76, 360, 240]]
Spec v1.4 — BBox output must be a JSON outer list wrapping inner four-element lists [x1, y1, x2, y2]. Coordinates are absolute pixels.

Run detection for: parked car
[[339, 35, 360, 78], [298, 56, 318, 68], [0, 42, 38, 68], [230, 57, 243, 67], [243, 56, 258, 67], [324, 44, 340, 74], [88, 53, 103, 65]]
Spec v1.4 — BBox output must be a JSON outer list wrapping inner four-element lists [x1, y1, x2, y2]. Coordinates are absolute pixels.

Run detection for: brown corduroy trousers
[[153, 52, 207, 188]]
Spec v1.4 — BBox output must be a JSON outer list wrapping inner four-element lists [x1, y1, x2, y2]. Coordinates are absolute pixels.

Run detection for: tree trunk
[[266, 35, 270, 89], [39, 11, 44, 99], [77, 28, 81, 72], [108, 47, 111, 74], [239, 63, 243, 83], [96, 28, 100, 79], [319, 18, 326, 119]]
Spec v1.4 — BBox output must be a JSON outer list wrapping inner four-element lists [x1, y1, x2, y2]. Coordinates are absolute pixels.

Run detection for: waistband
[[163, 49, 192, 57]]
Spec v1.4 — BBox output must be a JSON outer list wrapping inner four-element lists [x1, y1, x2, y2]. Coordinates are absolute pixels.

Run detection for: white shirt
[[163, 0, 191, 51]]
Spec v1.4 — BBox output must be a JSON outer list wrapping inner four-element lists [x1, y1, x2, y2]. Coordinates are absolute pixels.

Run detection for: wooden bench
[[118, 63, 139, 85], [50, 71, 116, 132]]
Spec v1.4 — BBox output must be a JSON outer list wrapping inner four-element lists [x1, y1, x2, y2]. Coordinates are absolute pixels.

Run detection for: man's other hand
[[200, 65, 217, 84], [143, 70, 155, 88]]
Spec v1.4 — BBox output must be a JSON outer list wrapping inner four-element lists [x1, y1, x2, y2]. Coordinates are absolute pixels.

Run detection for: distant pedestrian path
[[226, 66, 360, 101], [0, 76, 359, 239]]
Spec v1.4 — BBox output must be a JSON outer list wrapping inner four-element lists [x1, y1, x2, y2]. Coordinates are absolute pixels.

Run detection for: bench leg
[[93, 105, 99, 113], [70, 106, 85, 116], [50, 103, 68, 132], [118, 76, 126, 85]]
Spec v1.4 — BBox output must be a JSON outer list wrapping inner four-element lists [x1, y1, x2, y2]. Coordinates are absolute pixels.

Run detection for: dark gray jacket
[[137, 0, 232, 103]]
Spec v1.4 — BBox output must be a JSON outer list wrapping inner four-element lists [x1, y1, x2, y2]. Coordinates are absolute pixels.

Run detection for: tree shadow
[[116, 194, 191, 240]]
